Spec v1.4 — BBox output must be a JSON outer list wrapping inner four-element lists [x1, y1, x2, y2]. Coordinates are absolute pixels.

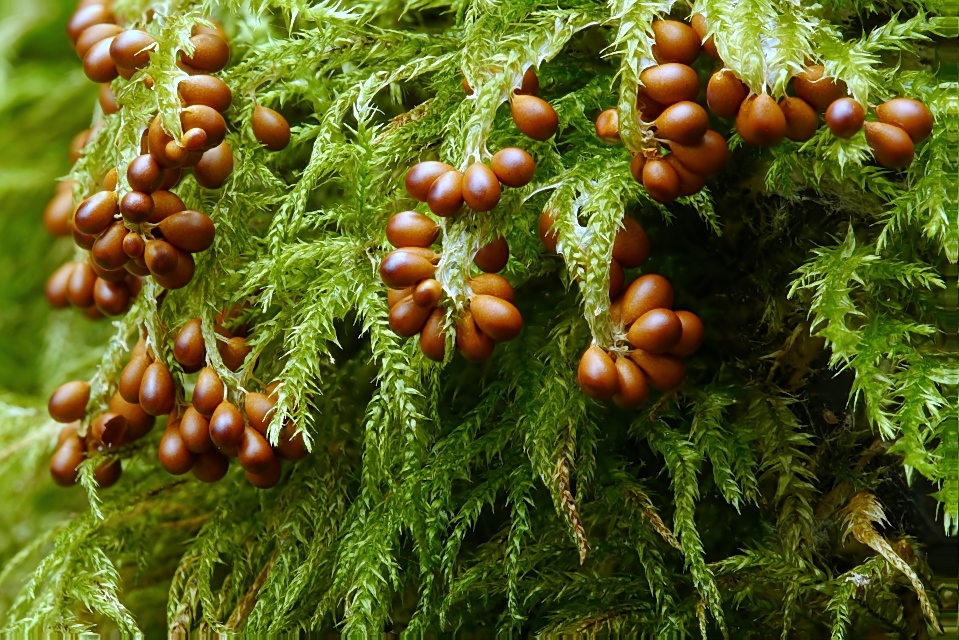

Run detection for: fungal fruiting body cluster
[[45, 1, 300, 490], [592, 16, 934, 205]]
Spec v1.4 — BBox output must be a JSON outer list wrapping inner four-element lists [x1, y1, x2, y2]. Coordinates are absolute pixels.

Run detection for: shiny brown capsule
[[90, 412, 127, 448], [119, 187, 155, 221], [490, 147, 535, 187], [780, 97, 819, 142], [463, 163, 501, 212], [642, 158, 680, 204], [413, 279, 443, 308], [122, 232, 145, 259], [612, 217, 650, 269], [690, 14, 719, 59], [67, 4, 113, 43], [150, 191, 185, 223], [48, 381, 90, 423], [389, 295, 433, 337], [91, 260, 128, 282], [276, 422, 308, 461], [210, 401, 245, 450], [74, 191, 118, 236], [406, 162, 455, 202], [109, 30, 156, 70], [109, 392, 155, 441], [474, 237, 509, 273], [455, 311, 495, 362], [792, 66, 846, 111], [629, 153, 647, 184], [178, 75, 232, 112], [119, 353, 151, 403], [825, 98, 865, 139], [128, 154, 164, 193], [158, 426, 197, 475], [595, 109, 620, 144], [664, 154, 706, 197], [182, 105, 227, 148], [627, 308, 683, 353], [706, 70, 747, 118], [193, 367, 225, 417], [93, 458, 122, 488], [244, 392, 275, 435], [192, 449, 229, 482], [651, 20, 701, 65], [621, 274, 675, 326], [83, 37, 119, 83], [174, 318, 206, 372], [98, 83, 119, 115], [386, 211, 439, 248], [180, 33, 230, 72], [469, 273, 514, 302], [427, 170, 464, 217], [92, 222, 129, 271], [239, 427, 275, 473], [147, 115, 176, 167], [667, 130, 728, 175], [511, 95, 559, 141], [144, 239, 179, 276], [68, 129, 91, 163], [875, 98, 933, 143], [736, 94, 787, 146], [140, 362, 176, 416], [419, 308, 447, 362], [67, 261, 97, 308], [864, 122, 915, 169], [388, 287, 412, 308], [93, 277, 131, 316], [669, 310, 705, 356], [46, 263, 76, 309], [612, 356, 649, 408], [609, 260, 625, 298], [158, 210, 215, 253], [654, 101, 709, 144], [380, 249, 436, 288], [538, 209, 559, 254], [245, 456, 282, 489], [252, 105, 291, 151], [219, 336, 251, 372], [50, 435, 86, 486], [629, 350, 686, 390], [152, 249, 195, 290], [76, 23, 123, 58], [639, 64, 699, 106], [577, 346, 619, 401], [193, 141, 233, 189], [637, 87, 666, 121], [179, 405, 213, 453], [44, 189, 75, 237], [470, 295, 522, 342]]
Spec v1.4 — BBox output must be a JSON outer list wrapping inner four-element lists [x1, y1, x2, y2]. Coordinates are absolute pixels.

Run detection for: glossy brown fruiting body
[[386, 211, 439, 248], [68, 4, 114, 43], [192, 449, 229, 482], [792, 66, 846, 111], [119, 354, 151, 403], [639, 64, 699, 105], [76, 24, 123, 58], [490, 147, 535, 187], [462, 163, 501, 212], [178, 75, 233, 112], [92, 222, 129, 270], [511, 95, 559, 141], [219, 336, 252, 372], [455, 311, 495, 362], [193, 141, 233, 189], [140, 362, 176, 416], [642, 158, 680, 204], [180, 33, 230, 72], [245, 456, 282, 489], [193, 367, 225, 416], [83, 38, 119, 83], [538, 210, 558, 254], [405, 162, 455, 202], [245, 392, 276, 435], [577, 346, 619, 401], [93, 278, 131, 315], [46, 263, 76, 308], [413, 279, 443, 308], [473, 237, 509, 273], [612, 217, 650, 269], [389, 296, 432, 337], [159, 426, 197, 475], [875, 98, 933, 143], [174, 318, 206, 372], [427, 170, 464, 217], [627, 308, 683, 353], [651, 20, 701, 65], [158, 210, 216, 253], [252, 105, 291, 151], [621, 274, 675, 326], [667, 129, 728, 175], [670, 310, 705, 356], [736, 94, 787, 146], [864, 122, 915, 169], [210, 401, 245, 450], [612, 357, 649, 408], [470, 295, 522, 342], [127, 154, 164, 193], [690, 14, 719, 59], [664, 154, 706, 197], [779, 97, 819, 142], [239, 428, 275, 473], [109, 30, 156, 69], [706, 70, 747, 118], [469, 274, 514, 302], [119, 191, 154, 223], [51, 435, 86, 486], [654, 101, 709, 144], [825, 98, 865, 139], [594, 109, 620, 144], [74, 191, 118, 236], [180, 405, 213, 453], [419, 309, 447, 362], [629, 350, 686, 390], [48, 381, 91, 423], [380, 250, 436, 288]]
